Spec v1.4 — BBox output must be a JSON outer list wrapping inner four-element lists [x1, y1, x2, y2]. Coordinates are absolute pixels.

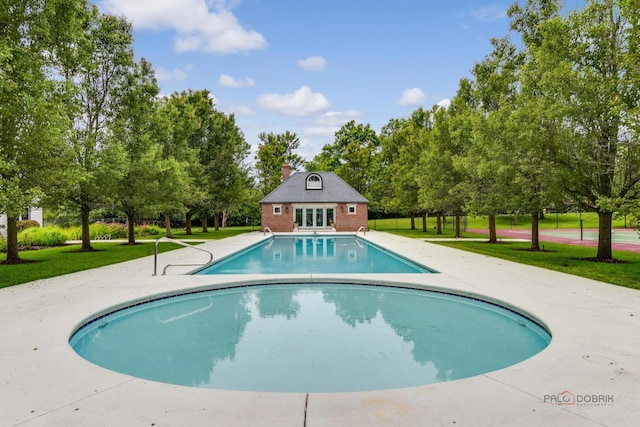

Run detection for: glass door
[[305, 209, 314, 227], [294, 206, 336, 228], [315, 208, 324, 227]]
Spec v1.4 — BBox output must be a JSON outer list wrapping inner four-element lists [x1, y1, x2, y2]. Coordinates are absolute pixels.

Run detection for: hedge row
[[0, 223, 165, 251]]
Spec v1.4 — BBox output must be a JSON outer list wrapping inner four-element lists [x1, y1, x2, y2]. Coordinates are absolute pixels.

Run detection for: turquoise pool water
[[194, 235, 433, 274], [70, 283, 551, 392]]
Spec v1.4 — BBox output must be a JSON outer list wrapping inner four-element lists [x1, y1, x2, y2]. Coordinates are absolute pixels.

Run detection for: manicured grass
[[0, 227, 254, 288], [432, 240, 640, 290], [0, 242, 186, 289], [167, 226, 256, 240], [368, 212, 629, 233], [371, 214, 639, 290], [368, 217, 484, 238]]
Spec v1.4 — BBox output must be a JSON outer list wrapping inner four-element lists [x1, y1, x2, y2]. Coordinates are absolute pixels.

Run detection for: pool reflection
[[195, 236, 433, 274], [71, 284, 550, 392]]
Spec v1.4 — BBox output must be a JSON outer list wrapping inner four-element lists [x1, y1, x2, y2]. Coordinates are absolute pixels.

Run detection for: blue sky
[[97, 0, 516, 162]]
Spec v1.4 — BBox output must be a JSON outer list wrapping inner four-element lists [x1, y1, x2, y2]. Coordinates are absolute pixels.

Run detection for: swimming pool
[[70, 283, 551, 393], [194, 235, 434, 274]]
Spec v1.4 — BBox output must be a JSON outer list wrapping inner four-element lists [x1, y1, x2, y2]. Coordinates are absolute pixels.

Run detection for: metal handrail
[[356, 226, 366, 236], [153, 237, 214, 276], [263, 226, 273, 236]]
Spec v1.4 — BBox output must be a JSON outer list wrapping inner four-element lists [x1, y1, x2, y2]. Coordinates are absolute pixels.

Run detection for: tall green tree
[[168, 90, 250, 232], [203, 111, 251, 231], [111, 58, 160, 244], [506, 0, 565, 250], [419, 96, 473, 238], [307, 120, 380, 198], [153, 93, 200, 237], [176, 90, 215, 233], [63, 9, 135, 250], [379, 109, 431, 230], [463, 37, 522, 243], [531, 0, 640, 259], [254, 131, 304, 196], [0, 0, 87, 262], [376, 117, 412, 218]]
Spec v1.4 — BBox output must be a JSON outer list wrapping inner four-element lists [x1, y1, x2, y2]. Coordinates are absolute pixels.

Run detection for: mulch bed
[[576, 257, 628, 264]]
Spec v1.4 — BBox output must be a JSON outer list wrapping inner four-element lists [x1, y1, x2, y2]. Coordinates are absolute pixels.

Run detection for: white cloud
[[258, 86, 330, 116], [298, 56, 327, 71], [472, 5, 508, 22], [436, 98, 451, 109], [154, 65, 191, 81], [231, 105, 256, 115], [219, 74, 255, 88], [303, 127, 338, 137], [317, 110, 361, 125], [398, 88, 426, 106], [99, 0, 267, 54], [302, 111, 362, 138]]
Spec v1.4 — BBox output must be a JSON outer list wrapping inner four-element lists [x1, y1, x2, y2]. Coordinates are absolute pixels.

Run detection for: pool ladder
[[153, 237, 214, 276], [356, 226, 366, 236], [263, 226, 273, 236]]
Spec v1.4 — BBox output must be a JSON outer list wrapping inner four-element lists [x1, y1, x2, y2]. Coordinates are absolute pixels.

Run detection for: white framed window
[[347, 204, 357, 215], [273, 205, 282, 215], [306, 174, 322, 190]]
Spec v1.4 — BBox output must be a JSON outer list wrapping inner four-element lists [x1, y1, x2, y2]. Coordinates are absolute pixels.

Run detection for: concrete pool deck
[[1, 231, 638, 426]]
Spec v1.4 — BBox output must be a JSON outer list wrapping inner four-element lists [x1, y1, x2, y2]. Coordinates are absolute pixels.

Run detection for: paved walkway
[[1, 231, 638, 426], [466, 228, 640, 253]]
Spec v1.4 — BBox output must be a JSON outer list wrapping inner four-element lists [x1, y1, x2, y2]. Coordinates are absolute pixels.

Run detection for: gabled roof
[[260, 171, 368, 204]]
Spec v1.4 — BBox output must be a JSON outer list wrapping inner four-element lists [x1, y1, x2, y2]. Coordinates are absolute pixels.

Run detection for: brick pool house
[[260, 164, 368, 232]]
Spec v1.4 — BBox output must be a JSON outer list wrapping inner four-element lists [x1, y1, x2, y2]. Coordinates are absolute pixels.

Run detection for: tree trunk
[[454, 211, 461, 238], [596, 211, 613, 260], [410, 214, 415, 230], [5, 214, 20, 262], [81, 207, 93, 250], [214, 212, 220, 231], [127, 213, 136, 245], [202, 214, 208, 233], [164, 213, 172, 238], [185, 211, 192, 235], [531, 212, 540, 251], [436, 212, 442, 235], [222, 210, 228, 228], [488, 213, 497, 243], [422, 212, 427, 233]]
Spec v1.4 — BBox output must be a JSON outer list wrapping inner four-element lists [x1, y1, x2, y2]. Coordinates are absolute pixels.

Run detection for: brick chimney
[[282, 162, 291, 181]]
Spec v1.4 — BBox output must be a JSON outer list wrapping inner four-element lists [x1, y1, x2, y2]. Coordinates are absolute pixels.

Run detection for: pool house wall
[[261, 202, 368, 232]]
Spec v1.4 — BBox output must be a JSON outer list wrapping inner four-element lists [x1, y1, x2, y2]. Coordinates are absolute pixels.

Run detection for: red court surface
[[466, 228, 640, 254]]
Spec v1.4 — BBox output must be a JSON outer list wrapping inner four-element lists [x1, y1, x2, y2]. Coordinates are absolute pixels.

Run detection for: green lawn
[[369, 214, 639, 291], [0, 242, 184, 289], [432, 240, 640, 290], [0, 227, 254, 288], [2, 215, 638, 290], [167, 226, 255, 240], [368, 212, 630, 233]]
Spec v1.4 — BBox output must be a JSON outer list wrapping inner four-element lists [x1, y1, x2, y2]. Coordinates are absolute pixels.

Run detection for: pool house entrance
[[294, 205, 335, 229]]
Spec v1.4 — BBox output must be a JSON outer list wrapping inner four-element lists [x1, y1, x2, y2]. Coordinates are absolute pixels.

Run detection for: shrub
[[135, 224, 164, 237], [17, 219, 40, 231], [90, 222, 112, 240], [135, 224, 165, 237], [64, 226, 82, 240], [11, 223, 164, 246], [19, 226, 67, 247], [102, 222, 128, 239], [0, 236, 7, 253]]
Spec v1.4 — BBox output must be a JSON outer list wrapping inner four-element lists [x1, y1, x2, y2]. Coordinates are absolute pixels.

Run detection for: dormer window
[[306, 174, 323, 190]]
